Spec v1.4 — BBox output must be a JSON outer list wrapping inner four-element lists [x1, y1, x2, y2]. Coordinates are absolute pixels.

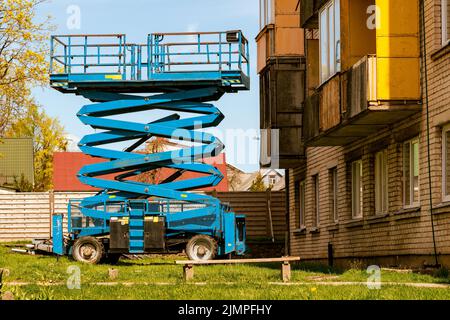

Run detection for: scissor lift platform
[[43, 30, 250, 262], [50, 32, 250, 94]]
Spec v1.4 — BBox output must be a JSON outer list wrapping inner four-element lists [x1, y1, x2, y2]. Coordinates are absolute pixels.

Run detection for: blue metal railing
[[50, 31, 250, 83]]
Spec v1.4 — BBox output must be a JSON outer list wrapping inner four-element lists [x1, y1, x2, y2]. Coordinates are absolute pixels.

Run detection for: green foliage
[[2, 244, 450, 300], [13, 173, 34, 192], [0, 0, 53, 136], [5, 105, 67, 191], [434, 267, 449, 279], [249, 172, 267, 192]]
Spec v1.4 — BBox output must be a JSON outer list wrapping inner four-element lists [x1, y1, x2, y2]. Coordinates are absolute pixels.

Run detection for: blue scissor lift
[[44, 31, 250, 263]]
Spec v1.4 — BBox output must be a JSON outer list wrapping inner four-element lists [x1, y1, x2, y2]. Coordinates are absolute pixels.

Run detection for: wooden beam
[[175, 257, 300, 265]]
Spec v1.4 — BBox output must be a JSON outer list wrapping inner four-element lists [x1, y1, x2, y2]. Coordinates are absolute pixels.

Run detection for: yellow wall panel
[[376, 58, 421, 100], [341, 0, 376, 71], [375, 0, 420, 101], [376, 0, 419, 37], [275, 14, 300, 28], [275, 28, 305, 56], [257, 33, 268, 74], [275, 0, 300, 14], [376, 36, 420, 58]]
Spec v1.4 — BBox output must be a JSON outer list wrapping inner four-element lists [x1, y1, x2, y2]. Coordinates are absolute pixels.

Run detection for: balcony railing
[[49, 31, 250, 88], [303, 55, 421, 146]]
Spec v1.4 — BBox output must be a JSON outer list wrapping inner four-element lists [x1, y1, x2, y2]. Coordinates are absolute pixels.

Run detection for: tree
[[227, 169, 242, 191], [5, 104, 67, 191], [0, 0, 52, 136], [136, 137, 169, 184], [13, 173, 33, 192], [249, 172, 267, 192]]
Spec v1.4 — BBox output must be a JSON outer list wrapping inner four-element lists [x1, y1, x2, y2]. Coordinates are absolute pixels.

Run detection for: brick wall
[[288, 0, 450, 268]]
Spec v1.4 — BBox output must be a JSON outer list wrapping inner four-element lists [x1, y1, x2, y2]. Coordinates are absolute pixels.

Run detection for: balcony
[[303, 56, 422, 146], [260, 56, 306, 168]]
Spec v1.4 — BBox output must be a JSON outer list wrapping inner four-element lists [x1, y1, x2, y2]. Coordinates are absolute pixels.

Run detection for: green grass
[[1, 244, 450, 300]]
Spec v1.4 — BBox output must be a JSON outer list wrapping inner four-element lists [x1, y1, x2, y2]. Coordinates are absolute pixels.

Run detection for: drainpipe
[[420, 0, 439, 267], [284, 171, 290, 256]]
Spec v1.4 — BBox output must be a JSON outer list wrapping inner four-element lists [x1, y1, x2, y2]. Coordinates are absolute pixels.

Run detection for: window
[[351, 160, 363, 219], [298, 180, 306, 228], [259, 0, 274, 30], [442, 0, 450, 46], [403, 138, 420, 207], [330, 167, 338, 222], [319, 0, 341, 83], [375, 149, 389, 214], [312, 175, 320, 227], [443, 125, 450, 202], [269, 174, 277, 186]]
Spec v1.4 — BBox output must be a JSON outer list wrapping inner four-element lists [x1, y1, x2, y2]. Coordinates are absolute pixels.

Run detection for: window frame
[[259, 0, 275, 30], [330, 167, 338, 223], [298, 180, 306, 228], [312, 175, 320, 227], [319, 0, 341, 84], [443, 124, 450, 202], [442, 0, 450, 46], [269, 174, 277, 186], [375, 149, 389, 215], [351, 159, 363, 219], [403, 137, 420, 208]]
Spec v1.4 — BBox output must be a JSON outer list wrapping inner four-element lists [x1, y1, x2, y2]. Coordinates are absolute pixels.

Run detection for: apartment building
[[258, 0, 450, 268]]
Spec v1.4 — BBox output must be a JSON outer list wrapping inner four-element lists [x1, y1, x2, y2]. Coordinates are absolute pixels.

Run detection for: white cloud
[[64, 133, 81, 152]]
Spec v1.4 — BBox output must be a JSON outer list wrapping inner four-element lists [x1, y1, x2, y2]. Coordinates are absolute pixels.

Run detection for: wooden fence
[[0, 191, 287, 242]]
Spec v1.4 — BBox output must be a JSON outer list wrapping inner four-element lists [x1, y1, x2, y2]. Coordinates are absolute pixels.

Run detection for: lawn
[[1, 244, 450, 300]]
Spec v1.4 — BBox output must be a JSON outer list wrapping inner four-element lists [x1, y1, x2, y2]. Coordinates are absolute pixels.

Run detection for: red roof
[[53, 152, 229, 192]]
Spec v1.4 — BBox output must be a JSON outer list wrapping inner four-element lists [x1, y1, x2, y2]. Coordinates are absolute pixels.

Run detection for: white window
[[330, 167, 338, 222], [299, 180, 306, 228], [403, 138, 420, 207], [352, 160, 363, 219], [312, 175, 320, 227], [442, 0, 450, 46], [269, 174, 277, 185], [443, 125, 450, 202], [319, 0, 341, 83], [375, 149, 389, 214], [259, 0, 275, 30]]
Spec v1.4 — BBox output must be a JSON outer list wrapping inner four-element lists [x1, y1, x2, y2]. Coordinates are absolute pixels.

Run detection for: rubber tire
[[72, 237, 104, 264], [185, 235, 217, 261], [103, 253, 121, 265]]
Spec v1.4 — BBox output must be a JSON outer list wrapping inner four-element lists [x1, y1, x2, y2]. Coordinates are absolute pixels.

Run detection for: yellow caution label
[[181, 194, 188, 198], [109, 195, 117, 199], [105, 74, 122, 80]]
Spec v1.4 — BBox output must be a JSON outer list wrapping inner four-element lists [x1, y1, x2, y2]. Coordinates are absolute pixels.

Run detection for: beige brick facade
[[287, 0, 450, 268]]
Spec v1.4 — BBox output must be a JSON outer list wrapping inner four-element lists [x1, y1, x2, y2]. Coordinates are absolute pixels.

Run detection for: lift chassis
[[36, 31, 250, 263]]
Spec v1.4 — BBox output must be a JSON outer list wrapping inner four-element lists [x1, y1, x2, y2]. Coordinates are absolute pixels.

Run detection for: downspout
[[284, 171, 290, 256], [420, 0, 439, 267]]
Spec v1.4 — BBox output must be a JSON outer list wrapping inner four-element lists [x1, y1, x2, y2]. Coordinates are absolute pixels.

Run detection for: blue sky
[[33, 0, 261, 172]]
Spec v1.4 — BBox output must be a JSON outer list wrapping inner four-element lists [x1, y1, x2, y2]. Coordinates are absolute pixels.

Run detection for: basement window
[[375, 149, 389, 214], [442, 0, 450, 46], [351, 160, 363, 219], [403, 138, 420, 208], [443, 125, 450, 202], [319, 0, 341, 83]]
